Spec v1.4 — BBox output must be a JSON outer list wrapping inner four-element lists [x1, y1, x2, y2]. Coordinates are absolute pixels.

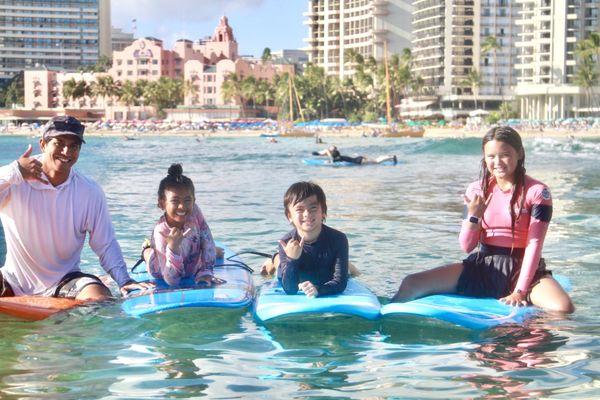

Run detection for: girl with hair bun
[[392, 127, 574, 313], [142, 164, 221, 287]]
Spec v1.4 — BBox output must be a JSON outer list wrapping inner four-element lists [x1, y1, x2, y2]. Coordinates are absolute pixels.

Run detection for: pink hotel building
[[24, 17, 294, 120]]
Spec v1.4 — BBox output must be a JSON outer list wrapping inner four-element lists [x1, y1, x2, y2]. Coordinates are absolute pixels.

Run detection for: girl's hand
[[278, 236, 305, 260], [500, 291, 528, 307], [298, 281, 318, 298], [463, 193, 491, 219], [165, 227, 191, 253]]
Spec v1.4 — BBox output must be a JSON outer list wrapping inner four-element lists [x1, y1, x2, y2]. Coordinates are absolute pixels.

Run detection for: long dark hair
[[157, 163, 195, 206], [480, 126, 526, 236]]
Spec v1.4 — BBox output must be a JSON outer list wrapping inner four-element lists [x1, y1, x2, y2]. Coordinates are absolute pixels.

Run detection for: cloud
[[111, 0, 266, 29]]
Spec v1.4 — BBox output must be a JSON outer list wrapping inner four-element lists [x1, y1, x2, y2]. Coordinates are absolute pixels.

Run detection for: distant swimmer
[[313, 145, 397, 165]]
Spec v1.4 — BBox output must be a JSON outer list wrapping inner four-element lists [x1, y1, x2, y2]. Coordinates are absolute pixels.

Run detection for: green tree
[[575, 31, 600, 115], [142, 77, 183, 116], [462, 69, 483, 109], [574, 58, 599, 113], [261, 47, 272, 63], [221, 73, 245, 117], [92, 75, 118, 106], [61, 78, 77, 107], [481, 36, 501, 93], [118, 80, 138, 108], [241, 76, 258, 108], [184, 79, 198, 106], [3, 80, 24, 107], [72, 80, 90, 108], [498, 101, 517, 120], [78, 55, 113, 73]]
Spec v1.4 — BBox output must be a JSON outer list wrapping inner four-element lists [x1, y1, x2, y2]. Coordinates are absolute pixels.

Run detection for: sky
[[111, 0, 307, 57]]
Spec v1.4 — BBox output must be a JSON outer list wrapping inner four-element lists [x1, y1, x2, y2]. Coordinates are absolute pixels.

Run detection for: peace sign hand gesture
[[279, 236, 305, 260], [17, 145, 49, 184]]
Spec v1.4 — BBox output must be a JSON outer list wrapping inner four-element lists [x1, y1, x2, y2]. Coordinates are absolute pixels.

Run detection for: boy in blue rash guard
[[277, 181, 349, 297]]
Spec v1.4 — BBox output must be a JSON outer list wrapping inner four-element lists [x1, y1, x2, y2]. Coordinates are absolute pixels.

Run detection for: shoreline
[[2, 127, 600, 139]]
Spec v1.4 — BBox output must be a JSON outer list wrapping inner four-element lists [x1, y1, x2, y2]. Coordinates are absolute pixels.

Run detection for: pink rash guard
[[147, 204, 216, 286], [459, 175, 553, 293]]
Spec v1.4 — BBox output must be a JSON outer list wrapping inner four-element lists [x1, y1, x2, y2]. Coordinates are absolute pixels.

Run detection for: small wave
[[410, 137, 481, 155], [530, 137, 600, 157]]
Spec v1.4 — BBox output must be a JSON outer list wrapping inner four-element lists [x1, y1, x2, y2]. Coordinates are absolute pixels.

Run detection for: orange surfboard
[[0, 296, 82, 321]]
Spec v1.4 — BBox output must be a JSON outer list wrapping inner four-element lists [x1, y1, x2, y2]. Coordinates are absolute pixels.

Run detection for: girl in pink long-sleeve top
[[392, 127, 574, 313], [143, 164, 219, 287]]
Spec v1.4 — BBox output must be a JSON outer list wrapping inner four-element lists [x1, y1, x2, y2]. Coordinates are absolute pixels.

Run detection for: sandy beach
[[2, 126, 600, 139]]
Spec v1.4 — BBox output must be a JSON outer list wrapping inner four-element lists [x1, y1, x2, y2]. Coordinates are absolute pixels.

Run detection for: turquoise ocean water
[[0, 134, 599, 398]]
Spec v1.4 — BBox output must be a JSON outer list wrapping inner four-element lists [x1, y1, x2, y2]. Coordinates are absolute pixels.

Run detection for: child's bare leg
[[391, 262, 464, 302], [349, 262, 360, 277]]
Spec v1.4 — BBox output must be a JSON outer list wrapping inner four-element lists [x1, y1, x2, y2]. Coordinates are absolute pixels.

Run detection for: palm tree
[[255, 78, 274, 107], [221, 72, 245, 117], [184, 79, 198, 106], [499, 101, 516, 120], [118, 80, 138, 117], [481, 36, 501, 93], [273, 72, 293, 120], [462, 69, 483, 110], [93, 75, 117, 107], [574, 58, 599, 114], [241, 76, 258, 108], [261, 47, 272, 63], [575, 31, 600, 64], [411, 75, 425, 98], [71, 80, 89, 108], [61, 78, 77, 108], [575, 32, 600, 115]]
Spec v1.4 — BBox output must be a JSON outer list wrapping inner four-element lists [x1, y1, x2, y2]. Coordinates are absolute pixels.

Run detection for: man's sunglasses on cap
[[43, 116, 85, 143]]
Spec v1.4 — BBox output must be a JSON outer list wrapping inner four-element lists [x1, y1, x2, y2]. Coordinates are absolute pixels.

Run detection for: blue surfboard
[[122, 244, 254, 316], [254, 278, 381, 322], [380, 275, 571, 330], [302, 158, 397, 166]]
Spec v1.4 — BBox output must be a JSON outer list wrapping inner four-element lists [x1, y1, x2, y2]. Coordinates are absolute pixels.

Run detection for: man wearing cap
[[0, 115, 152, 300]]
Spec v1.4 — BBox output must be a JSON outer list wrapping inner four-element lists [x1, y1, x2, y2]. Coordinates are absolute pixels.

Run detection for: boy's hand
[[278, 236, 305, 260], [299, 281, 318, 298]]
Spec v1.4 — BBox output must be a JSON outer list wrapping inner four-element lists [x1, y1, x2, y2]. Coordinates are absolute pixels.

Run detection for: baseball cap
[[42, 115, 86, 144]]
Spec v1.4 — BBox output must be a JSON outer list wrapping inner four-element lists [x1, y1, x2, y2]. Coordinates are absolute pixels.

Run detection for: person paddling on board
[[142, 164, 223, 287], [312, 145, 397, 165], [277, 181, 349, 297], [0, 115, 152, 300], [392, 126, 574, 313]]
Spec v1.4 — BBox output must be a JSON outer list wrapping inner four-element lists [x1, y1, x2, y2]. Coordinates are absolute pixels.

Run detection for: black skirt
[[456, 244, 551, 298]]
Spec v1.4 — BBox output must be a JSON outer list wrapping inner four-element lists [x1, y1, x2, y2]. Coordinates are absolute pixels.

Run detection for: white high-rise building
[[514, 0, 600, 120], [0, 0, 111, 85], [411, 0, 519, 115], [304, 0, 412, 79]]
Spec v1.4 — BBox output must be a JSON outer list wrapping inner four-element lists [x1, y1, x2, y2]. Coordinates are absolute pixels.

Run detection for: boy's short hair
[[283, 181, 327, 218]]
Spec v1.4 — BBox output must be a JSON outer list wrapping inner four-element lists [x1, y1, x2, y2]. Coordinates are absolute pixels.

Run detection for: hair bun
[[167, 163, 183, 178]]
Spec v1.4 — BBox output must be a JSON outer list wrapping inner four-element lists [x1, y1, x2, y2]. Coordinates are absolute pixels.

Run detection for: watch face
[[469, 216, 479, 223]]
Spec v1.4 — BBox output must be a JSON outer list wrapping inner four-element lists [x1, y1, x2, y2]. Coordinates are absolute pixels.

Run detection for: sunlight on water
[[1, 135, 599, 398]]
